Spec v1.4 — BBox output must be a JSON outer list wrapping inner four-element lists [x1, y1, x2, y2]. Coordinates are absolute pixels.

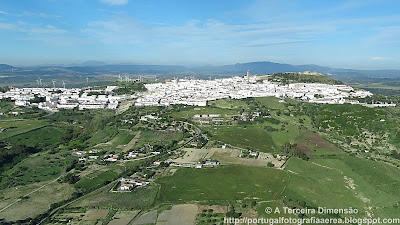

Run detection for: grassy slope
[[284, 156, 400, 218], [0, 181, 76, 221], [0, 150, 75, 187], [0, 119, 49, 140], [202, 97, 304, 153], [75, 170, 119, 192], [164, 96, 400, 218], [135, 129, 183, 147], [204, 125, 278, 153], [157, 165, 289, 203], [1, 89, 400, 222], [7, 126, 65, 147], [111, 130, 135, 146]]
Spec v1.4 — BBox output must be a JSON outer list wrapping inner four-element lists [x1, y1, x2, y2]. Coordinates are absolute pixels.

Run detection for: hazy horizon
[[1, 0, 400, 69]]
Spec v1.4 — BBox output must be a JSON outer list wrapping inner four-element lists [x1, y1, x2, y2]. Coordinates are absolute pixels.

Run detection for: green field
[[284, 156, 400, 218], [136, 129, 183, 145], [157, 166, 288, 203], [85, 126, 118, 146], [7, 126, 65, 147], [111, 130, 135, 146], [192, 96, 310, 153], [266, 121, 302, 149], [255, 96, 286, 110], [75, 170, 119, 192], [0, 101, 15, 114], [208, 98, 250, 110], [203, 125, 278, 153], [0, 151, 75, 187], [0, 119, 49, 140]]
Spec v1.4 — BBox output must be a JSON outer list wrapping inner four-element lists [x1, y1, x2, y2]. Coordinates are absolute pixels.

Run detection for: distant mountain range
[[0, 64, 14, 70], [1, 61, 400, 83], [1, 61, 399, 77], [191, 62, 335, 75]]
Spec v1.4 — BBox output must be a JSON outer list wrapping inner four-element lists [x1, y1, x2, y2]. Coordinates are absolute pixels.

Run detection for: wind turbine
[[36, 79, 40, 87], [39, 78, 43, 86], [62, 81, 66, 89], [118, 74, 122, 82], [52, 80, 56, 89], [86, 77, 89, 86]]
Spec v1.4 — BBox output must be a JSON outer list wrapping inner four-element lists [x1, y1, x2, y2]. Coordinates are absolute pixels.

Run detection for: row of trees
[[349, 94, 400, 104], [282, 142, 309, 161]]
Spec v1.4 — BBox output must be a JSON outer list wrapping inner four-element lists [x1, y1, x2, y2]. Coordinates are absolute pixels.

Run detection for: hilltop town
[[137, 71, 376, 106], [1, 72, 396, 112]]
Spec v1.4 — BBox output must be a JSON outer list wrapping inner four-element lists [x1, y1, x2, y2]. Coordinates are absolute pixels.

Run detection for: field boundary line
[[0, 175, 60, 213]]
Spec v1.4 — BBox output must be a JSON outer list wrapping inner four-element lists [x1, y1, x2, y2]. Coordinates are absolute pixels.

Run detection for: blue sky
[[1, 0, 400, 69]]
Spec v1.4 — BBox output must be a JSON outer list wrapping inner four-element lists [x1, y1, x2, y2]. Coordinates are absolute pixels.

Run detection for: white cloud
[[30, 24, 67, 34], [243, 39, 317, 47], [0, 19, 80, 46], [100, 0, 129, 5], [20, 11, 60, 19], [81, 16, 332, 65], [0, 11, 8, 15], [0, 22, 14, 30], [0, 19, 67, 36], [370, 57, 397, 62], [2, 21, 66, 34], [83, 16, 328, 49], [371, 57, 386, 61], [18, 35, 89, 46]]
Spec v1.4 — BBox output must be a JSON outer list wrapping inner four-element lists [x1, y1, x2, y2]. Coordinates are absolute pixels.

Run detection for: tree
[[226, 205, 241, 218], [0, 86, 10, 93], [283, 142, 309, 161], [63, 173, 80, 184], [29, 94, 46, 103]]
